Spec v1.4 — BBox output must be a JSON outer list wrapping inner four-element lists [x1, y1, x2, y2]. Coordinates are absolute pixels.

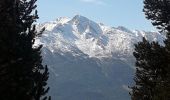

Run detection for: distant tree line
[[131, 0, 170, 100]]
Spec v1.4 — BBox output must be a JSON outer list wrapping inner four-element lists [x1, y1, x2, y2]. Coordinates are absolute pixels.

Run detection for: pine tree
[[144, 0, 170, 99], [131, 0, 170, 99], [143, 0, 170, 32], [0, 0, 50, 100], [131, 38, 166, 100]]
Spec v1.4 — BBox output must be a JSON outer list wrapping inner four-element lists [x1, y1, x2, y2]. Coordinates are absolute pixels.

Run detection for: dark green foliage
[[131, 38, 166, 100], [143, 0, 170, 32], [144, 0, 170, 99], [131, 0, 170, 100], [0, 0, 50, 100]]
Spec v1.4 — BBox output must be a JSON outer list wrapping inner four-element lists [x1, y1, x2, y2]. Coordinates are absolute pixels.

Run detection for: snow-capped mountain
[[36, 15, 165, 100]]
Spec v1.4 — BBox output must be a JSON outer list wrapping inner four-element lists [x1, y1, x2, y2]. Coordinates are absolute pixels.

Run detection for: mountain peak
[[36, 15, 165, 100], [71, 15, 90, 23], [37, 15, 165, 58]]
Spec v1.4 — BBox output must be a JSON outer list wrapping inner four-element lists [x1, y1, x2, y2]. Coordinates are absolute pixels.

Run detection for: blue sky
[[37, 0, 155, 31]]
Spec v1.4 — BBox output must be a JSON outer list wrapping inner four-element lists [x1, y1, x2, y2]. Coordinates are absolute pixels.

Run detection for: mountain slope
[[36, 15, 165, 100]]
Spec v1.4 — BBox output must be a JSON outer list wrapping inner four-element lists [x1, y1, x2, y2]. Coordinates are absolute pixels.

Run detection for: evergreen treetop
[[0, 0, 50, 100]]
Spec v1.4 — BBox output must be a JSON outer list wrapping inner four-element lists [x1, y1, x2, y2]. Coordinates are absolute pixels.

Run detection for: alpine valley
[[35, 15, 165, 100]]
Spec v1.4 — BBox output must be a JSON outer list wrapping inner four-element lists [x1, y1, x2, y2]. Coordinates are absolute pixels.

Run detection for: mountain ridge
[[36, 15, 165, 64], [35, 15, 165, 100]]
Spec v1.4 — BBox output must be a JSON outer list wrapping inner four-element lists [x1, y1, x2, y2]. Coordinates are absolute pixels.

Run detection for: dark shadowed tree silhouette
[[0, 0, 50, 100], [131, 0, 170, 99]]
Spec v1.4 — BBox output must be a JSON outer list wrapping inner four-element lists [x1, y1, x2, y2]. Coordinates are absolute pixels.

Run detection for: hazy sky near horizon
[[37, 0, 156, 31]]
